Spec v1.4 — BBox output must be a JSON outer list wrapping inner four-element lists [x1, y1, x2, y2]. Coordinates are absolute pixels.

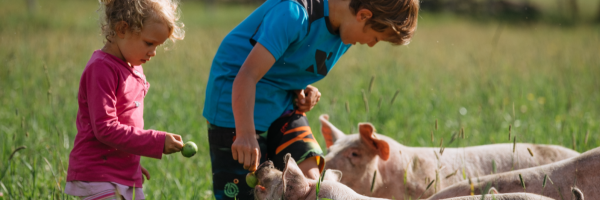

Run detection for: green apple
[[181, 141, 197, 158], [246, 172, 258, 188]]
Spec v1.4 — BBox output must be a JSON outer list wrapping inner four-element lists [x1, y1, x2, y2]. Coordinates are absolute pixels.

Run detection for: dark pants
[[208, 111, 324, 200]]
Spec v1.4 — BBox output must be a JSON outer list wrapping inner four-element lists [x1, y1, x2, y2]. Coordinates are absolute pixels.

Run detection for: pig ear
[[282, 153, 309, 192], [320, 114, 346, 148], [323, 169, 343, 182], [487, 187, 499, 194], [359, 123, 390, 161], [571, 187, 584, 200]]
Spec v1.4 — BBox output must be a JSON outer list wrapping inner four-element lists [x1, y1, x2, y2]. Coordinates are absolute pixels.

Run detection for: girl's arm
[[84, 63, 182, 159], [232, 43, 276, 172]]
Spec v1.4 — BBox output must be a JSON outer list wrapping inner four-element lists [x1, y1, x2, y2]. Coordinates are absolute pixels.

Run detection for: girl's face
[[118, 20, 170, 66]]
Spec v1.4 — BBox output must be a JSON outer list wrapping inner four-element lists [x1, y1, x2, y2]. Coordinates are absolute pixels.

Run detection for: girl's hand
[[163, 133, 184, 154], [141, 166, 150, 183], [231, 133, 260, 172], [295, 85, 321, 112]]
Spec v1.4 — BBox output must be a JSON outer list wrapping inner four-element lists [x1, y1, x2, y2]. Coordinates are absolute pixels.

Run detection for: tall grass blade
[[345, 101, 350, 113], [316, 168, 327, 199], [43, 64, 52, 103], [0, 146, 26, 181], [415, 180, 435, 200], [368, 76, 375, 93], [430, 131, 434, 143], [370, 170, 377, 193], [361, 89, 369, 113], [469, 177, 474, 196], [518, 174, 526, 190], [527, 148, 534, 157], [445, 170, 457, 179], [572, 132, 577, 150], [448, 131, 458, 145], [508, 125, 512, 141], [584, 130, 589, 145], [480, 182, 492, 200], [512, 102, 515, 120], [542, 174, 548, 188], [43, 157, 61, 191], [0, 182, 9, 198], [512, 136, 516, 153], [390, 90, 399, 104]]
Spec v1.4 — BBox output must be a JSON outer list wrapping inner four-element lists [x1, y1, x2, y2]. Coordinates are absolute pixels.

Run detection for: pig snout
[[256, 160, 274, 173], [254, 160, 284, 200], [255, 160, 281, 187]]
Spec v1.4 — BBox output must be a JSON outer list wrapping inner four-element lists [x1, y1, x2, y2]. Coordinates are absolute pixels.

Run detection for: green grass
[[1, 0, 599, 199]]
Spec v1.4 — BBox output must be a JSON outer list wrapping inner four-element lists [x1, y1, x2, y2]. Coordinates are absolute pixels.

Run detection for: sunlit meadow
[[1, 0, 599, 199]]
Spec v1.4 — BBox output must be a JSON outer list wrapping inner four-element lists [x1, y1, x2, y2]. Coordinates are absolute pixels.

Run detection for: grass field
[[1, 0, 599, 199]]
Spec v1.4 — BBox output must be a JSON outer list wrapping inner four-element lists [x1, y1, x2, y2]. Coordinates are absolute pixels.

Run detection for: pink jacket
[[67, 50, 166, 187]]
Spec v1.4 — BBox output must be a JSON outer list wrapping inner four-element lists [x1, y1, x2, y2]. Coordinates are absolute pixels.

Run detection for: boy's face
[[339, 9, 396, 47], [117, 20, 170, 66]]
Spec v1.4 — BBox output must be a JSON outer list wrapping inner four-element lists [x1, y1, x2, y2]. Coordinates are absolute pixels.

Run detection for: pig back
[[442, 143, 578, 183], [439, 193, 555, 200]]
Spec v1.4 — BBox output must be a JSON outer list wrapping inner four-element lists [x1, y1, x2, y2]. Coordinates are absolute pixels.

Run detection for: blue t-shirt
[[203, 0, 352, 131]]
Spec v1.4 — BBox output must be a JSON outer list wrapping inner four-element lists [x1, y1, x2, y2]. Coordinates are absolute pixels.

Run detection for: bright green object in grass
[[246, 172, 258, 188], [181, 141, 198, 158]]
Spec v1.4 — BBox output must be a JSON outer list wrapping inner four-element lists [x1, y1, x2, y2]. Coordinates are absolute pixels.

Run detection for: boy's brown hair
[[349, 0, 419, 45]]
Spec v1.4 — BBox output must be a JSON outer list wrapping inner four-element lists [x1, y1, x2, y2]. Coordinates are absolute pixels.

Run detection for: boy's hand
[[231, 133, 260, 172], [163, 133, 184, 154], [295, 85, 321, 112], [141, 166, 150, 183]]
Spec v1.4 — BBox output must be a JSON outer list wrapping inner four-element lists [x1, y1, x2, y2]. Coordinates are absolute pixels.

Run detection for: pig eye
[[351, 152, 359, 157]]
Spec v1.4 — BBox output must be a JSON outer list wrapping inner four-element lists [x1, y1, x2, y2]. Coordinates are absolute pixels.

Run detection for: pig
[[253, 153, 389, 200], [438, 193, 555, 200], [435, 187, 558, 200], [319, 114, 580, 200], [426, 147, 599, 200]]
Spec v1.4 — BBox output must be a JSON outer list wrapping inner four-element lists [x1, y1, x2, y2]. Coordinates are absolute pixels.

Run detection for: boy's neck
[[327, 0, 349, 33]]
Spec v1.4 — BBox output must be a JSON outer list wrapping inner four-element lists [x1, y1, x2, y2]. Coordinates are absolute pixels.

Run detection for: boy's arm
[[232, 43, 276, 172]]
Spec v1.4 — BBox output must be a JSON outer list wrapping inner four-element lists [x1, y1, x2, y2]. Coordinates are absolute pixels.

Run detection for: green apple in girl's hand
[[181, 141, 197, 158], [246, 172, 258, 188]]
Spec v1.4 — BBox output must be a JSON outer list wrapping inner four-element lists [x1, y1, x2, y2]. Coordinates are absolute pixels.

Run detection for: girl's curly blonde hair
[[99, 0, 185, 43]]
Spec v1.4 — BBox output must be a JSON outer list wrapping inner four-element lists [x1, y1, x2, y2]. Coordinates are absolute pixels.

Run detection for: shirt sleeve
[[84, 62, 165, 159], [256, 1, 309, 60]]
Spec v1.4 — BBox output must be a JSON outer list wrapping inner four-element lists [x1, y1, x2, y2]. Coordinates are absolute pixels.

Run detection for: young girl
[[64, 0, 185, 199]]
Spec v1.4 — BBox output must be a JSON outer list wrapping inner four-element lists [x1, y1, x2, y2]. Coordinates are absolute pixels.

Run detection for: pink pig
[[434, 187, 562, 200], [438, 193, 555, 200], [427, 147, 598, 200], [319, 114, 580, 199], [253, 153, 389, 200]]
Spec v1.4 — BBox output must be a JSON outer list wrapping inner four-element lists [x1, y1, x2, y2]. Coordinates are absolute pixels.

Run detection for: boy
[[203, 0, 418, 199]]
